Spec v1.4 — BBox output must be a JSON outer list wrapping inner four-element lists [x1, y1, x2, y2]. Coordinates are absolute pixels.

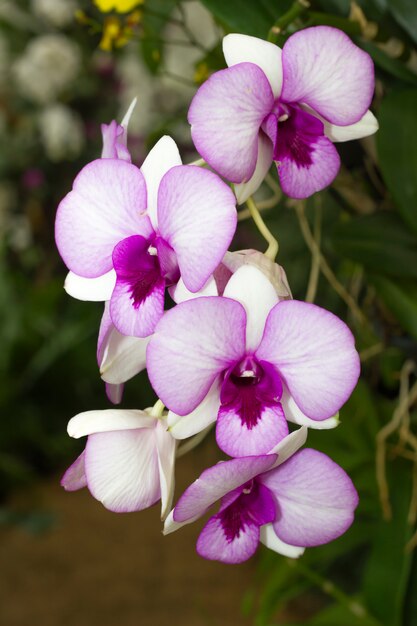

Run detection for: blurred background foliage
[[1, 0, 417, 624]]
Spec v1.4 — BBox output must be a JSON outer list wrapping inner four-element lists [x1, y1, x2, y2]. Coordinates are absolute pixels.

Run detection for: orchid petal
[[100, 330, 149, 385], [277, 135, 341, 199], [281, 26, 374, 125], [173, 454, 277, 523], [120, 96, 137, 134], [55, 159, 151, 277], [147, 297, 246, 415], [105, 383, 124, 405], [68, 409, 155, 439], [85, 428, 160, 513], [64, 270, 116, 302], [260, 524, 305, 558], [223, 33, 283, 98], [216, 403, 288, 456], [282, 389, 339, 430], [256, 300, 360, 420], [61, 452, 87, 491], [268, 426, 308, 469], [157, 166, 237, 292], [234, 132, 273, 204], [188, 63, 274, 182], [155, 420, 177, 520], [197, 515, 260, 564], [261, 448, 359, 546], [140, 135, 182, 229], [324, 109, 379, 142], [170, 275, 218, 304], [223, 265, 278, 351], [167, 379, 221, 439]]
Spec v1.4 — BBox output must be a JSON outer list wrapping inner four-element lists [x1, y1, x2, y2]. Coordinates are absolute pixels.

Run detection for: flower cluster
[[57, 27, 377, 564]]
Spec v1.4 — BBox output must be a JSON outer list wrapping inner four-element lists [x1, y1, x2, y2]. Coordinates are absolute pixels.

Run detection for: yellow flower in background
[[99, 11, 142, 50], [94, 0, 144, 13]]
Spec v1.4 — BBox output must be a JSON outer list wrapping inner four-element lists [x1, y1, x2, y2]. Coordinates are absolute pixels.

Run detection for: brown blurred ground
[[0, 439, 255, 626]]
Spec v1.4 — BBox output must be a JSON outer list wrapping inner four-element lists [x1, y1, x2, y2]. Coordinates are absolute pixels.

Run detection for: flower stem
[[246, 196, 279, 261], [267, 0, 310, 42], [188, 157, 206, 167], [151, 399, 165, 418]]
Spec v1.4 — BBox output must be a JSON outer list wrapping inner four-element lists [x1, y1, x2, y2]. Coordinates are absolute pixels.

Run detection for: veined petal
[[223, 34, 283, 98], [188, 63, 274, 182], [197, 515, 260, 564], [282, 389, 339, 430], [100, 329, 149, 385], [269, 426, 308, 469], [260, 524, 305, 558], [256, 300, 360, 420], [157, 166, 237, 292], [55, 159, 151, 277], [147, 297, 247, 415], [173, 454, 277, 523], [64, 270, 116, 302], [68, 409, 155, 439], [85, 428, 160, 513], [155, 420, 177, 520], [167, 379, 221, 439], [277, 134, 341, 199], [140, 135, 182, 229], [324, 109, 379, 142], [216, 403, 288, 456], [261, 448, 359, 546], [223, 265, 278, 352], [234, 132, 273, 204], [281, 26, 374, 125], [61, 452, 87, 491]]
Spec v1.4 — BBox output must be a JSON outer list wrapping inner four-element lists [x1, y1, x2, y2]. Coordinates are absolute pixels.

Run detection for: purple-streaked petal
[[256, 300, 360, 420], [268, 426, 308, 469], [282, 388, 339, 430], [324, 109, 379, 142], [281, 26, 374, 125], [223, 34, 283, 98], [167, 379, 221, 439], [155, 420, 177, 520], [260, 524, 305, 558], [111, 235, 165, 337], [55, 159, 151, 278], [234, 132, 273, 204], [170, 275, 218, 304], [260, 448, 359, 546], [223, 265, 278, 351], [188, 63, 274, 182], [196, 515, 259, 564], [277, 134, 341, 199], [105, 383, 124, 405], [216, 404, 288, 456], [61, 451, 87, 491], [157, 166, 237, 292], [101, 120, 131, 162], [140, 135, 182, 229], [173, 454, 277, 523], [64, 270, 116, 302], [147, 297, 246, 415], [85, 428, 160, 512], [67, 409, 155, 439]]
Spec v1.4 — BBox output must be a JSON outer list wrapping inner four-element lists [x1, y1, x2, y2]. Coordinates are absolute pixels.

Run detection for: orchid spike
[[148, 265, 359, 456], [188, 27, 378, 202], [56, 135, 237, 338], [61, 408, 176, 519], [164, 429, 359, 564]]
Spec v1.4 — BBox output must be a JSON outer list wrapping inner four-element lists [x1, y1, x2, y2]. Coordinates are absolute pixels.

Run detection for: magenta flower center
[[220, 357, 283, 430]]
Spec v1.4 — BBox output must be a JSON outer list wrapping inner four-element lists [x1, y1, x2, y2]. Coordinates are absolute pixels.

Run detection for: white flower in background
[[39, 104, 84, 162], [32, 0, 77, 27], [13, 34, 81, 104]]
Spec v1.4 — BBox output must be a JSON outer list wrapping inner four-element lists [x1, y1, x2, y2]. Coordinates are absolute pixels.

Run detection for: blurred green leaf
[[404, 552, 417, 626], [371, 275, 417, 339], [275, 601, 380, 625], [377, 89, 417, 236], [331, 213, 417, 278], [387, 0, 417, 44], [140, 0, 178, 74], [363, 461, 414, 626], [361, 41, 417, 86], [199, 0, 292, 38]]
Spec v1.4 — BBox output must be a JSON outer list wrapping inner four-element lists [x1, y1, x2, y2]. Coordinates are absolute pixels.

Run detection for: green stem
[[267, 0, 310, 42], [188, 157, 206, 167], [304, 11, 362, 36], [151, 399, 165, 418], [246, 197, 278, 261]]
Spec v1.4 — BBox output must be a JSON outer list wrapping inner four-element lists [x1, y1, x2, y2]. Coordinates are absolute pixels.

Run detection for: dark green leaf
[[199, 0, 292, 38], [387, 0, 417, 45], [371, 275, 417, 339], [377, 89, 417, 235], [331, 213, 417, 278], [360, 41, 417, 86]]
